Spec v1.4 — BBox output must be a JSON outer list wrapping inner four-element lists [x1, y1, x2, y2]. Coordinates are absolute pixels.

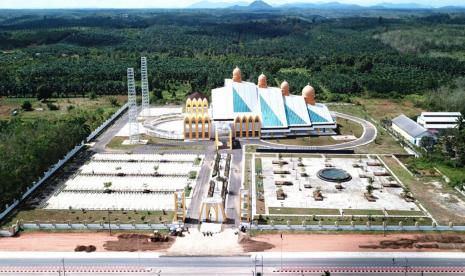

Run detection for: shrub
[[88, 92, 97, 100], [108, 96, 119, 107], [74, 245, 87, 252], [67, 105, 75, 111], [21, 101, 33, 111], [47, 103, 59, 110], [85, 245, 96, 252], [188, 171, 197, 179]]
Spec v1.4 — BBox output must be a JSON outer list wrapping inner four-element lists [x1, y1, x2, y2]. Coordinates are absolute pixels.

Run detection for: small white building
[[392, 114, 431, 146], [417, 112, 462, 131]]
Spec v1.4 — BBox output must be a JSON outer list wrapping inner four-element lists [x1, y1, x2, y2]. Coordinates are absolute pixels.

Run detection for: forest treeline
[[0, 107, 117, 208], [1, 10, 465, 105]]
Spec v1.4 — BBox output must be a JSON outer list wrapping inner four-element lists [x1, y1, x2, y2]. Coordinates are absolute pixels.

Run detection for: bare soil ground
[[382, 155, 465, 225], [0, 232, 118, 252], [0, 232, 175, 252], [239, 234, 274, 252], [167, 228, 242, 256], [245, 233, 465, 252], [103, 233, 175, 252]]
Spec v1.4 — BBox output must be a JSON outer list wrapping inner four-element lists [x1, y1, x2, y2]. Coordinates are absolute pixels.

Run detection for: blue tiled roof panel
[[308, 107, 329, 123], [285, 104, 307, 125], [260, 95, 283, 127], [233, 87, 252, 113]]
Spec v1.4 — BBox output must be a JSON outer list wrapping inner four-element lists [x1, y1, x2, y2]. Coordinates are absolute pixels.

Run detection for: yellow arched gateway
[[184, 116, 192, 140], [185, 98, 192, 114], [254, 115, 261, 137], [235, 116, 241, 137], [183, 114, 211, 140]]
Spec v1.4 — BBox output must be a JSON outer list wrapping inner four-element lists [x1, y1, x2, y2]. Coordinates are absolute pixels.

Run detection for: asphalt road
[[2, 256, 465, 275], [225, 147, 243, 226], [185, 143, 216, 223], [92, 111, 129, 152], [257, 111, 378, 150]]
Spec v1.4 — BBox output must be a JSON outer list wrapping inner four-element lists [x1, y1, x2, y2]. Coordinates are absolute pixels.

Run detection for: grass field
[[0, 209, 173, 227], [268, 207, 340, 216], [330, 100, 412, 154], [254, 215, 433, 226], [381, 155, 465, 225], [0, 96, 126, 120], [106, 135, 207, 151], [385, 210, 426, 216], [342, 209, 385, 216]]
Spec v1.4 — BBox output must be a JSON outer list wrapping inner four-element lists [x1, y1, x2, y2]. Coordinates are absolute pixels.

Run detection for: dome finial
[[280, 80, 290, 96], [232, 66, 242, 83], [258, 73, 267, 88], [302, 84, 316, 105]]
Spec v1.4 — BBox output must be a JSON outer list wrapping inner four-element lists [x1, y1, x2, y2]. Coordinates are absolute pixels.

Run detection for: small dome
[[302, 84, 316, 105], [232, 67, 242, 83], [280, 81, 290, 96], [258, 73, 267, 88]]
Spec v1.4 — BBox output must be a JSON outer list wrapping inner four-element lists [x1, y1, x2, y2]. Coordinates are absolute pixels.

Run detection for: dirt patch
[[249, 233, 465, 252], [103, 233, 175, 252], [166, 228, 242, 256], [239, 234, 274, 252], [360, 235, 465, 251], [0, 232, 117, 251]]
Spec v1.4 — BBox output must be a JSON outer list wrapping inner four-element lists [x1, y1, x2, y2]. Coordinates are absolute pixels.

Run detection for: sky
[[0, 0, 464, 9]]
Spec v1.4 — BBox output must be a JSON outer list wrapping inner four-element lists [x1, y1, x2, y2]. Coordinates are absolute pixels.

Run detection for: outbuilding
[[392, 114, 431, 146], [417, 112, 462, 132]]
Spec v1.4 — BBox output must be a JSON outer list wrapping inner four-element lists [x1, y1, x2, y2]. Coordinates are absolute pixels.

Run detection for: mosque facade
[[184, 67, 337, 140]]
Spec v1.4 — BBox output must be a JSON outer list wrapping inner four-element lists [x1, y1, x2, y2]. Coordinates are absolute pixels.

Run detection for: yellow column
[[215, 205, 219, 223], [239, 120, 243, 138], [251, 119, 255, 138], [195, 118, 199, 140], [229, 129, 233, 150], [201, 118, 205, 139]]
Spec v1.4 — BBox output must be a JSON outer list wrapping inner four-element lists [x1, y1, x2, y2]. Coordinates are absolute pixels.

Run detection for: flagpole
[[280, 232, 283, 271]]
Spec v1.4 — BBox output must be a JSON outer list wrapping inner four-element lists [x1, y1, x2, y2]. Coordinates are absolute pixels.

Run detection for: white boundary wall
[[0, 103, 129, 222]]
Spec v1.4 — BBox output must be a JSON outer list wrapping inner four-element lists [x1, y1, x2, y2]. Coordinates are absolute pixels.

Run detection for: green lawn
[[254, 215, 433, 226], [0, 96, 124, 120], [386, 210, 426, 216], [342, 209, 384, 216], [255, 157, 265, 214], [268, 207, 340, 215], [106, 135, 207, 151], [330, 102, 408, 154], [1, 209, 174, 227]]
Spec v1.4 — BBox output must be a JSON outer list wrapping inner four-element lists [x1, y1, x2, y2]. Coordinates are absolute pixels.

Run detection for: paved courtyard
[[260, 155, 420, 213]]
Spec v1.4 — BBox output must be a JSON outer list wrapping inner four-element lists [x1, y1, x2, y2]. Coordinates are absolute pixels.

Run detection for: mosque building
[[184, 67, 337, 141]]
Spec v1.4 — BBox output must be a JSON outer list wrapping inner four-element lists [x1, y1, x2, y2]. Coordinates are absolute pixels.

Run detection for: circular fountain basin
[[317, 168, 352, 183]]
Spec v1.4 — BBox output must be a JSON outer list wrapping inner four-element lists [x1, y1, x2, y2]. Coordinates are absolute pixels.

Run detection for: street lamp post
[[61, 257, 66, 276], [108, 208, 112, 236]]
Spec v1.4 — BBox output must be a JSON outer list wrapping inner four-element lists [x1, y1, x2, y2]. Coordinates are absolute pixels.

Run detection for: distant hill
[[248, 0, 273, 10], [370, 2, 432, 9], [188, 1, 248, 9], [189, 1, 465, 10], [280, 1, 362, 10], [229, 0, 274, 10]]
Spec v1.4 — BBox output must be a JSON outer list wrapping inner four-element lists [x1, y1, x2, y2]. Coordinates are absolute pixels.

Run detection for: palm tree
[[366, 184, 374, 195]]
